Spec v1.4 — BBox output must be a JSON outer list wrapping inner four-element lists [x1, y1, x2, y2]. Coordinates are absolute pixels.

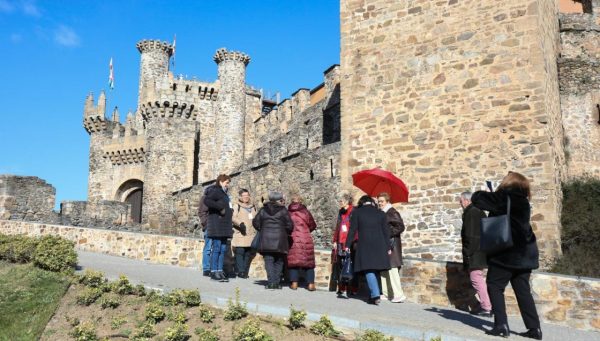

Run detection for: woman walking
[[287, 194, 317, 291], [471, 171, 542, 340], [377, 192, 407, 303], [252, 191, 293, 290], [344, 195, 391, 305]]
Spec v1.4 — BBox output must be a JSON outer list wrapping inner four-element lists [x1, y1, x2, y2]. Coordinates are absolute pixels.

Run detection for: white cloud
[[54, 25, 79, 47], [10, 33, 22, 43], [0, 0, 15, 13], [22, 1, 40, 17]]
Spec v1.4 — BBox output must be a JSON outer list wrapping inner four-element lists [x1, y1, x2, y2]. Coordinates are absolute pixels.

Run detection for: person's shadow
[[425, 307, 493, 331]]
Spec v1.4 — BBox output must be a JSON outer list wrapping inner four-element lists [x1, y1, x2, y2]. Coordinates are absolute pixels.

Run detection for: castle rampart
[[558, 0, 600, 178]]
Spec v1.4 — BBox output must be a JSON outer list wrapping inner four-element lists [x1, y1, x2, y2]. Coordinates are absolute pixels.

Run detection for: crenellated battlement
[[136, 40, 174, 56], [213, 48, 250, 65], [140, 101, 196, 121], [83, 115, 111, 134], [103, 148, 146, 165]]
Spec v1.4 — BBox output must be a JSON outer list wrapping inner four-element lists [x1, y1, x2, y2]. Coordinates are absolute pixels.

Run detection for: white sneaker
[[391, 295, 406, 303], [380, 294, 388, 301]]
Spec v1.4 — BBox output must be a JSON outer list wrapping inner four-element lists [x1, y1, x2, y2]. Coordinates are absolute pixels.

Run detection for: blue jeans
[[210, 237, 228, 272], [365, 271, 381, 299], [202, 236, 213, 272], [288, 267, 315, 283]]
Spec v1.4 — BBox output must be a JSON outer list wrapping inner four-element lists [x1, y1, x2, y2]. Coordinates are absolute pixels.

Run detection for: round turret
[[136, 39, 174, 107]]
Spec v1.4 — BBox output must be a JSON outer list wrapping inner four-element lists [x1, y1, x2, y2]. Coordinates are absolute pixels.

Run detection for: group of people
[[200, 171, 543, 340], [200, 174, 318, 291]]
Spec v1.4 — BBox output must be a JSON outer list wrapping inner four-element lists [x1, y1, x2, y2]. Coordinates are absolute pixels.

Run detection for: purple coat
[[287, 203, 317, 268]]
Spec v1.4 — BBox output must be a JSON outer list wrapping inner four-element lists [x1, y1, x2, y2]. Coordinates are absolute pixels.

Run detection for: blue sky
[[0, 0, 340, 208]]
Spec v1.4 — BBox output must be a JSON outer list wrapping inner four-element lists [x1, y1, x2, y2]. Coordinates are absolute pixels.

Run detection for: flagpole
[[171, 34, 176, 75]]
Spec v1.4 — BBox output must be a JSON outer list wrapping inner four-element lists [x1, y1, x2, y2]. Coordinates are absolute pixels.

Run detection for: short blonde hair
[[377, 192, 390, 203], [290, 193, 303, 203]]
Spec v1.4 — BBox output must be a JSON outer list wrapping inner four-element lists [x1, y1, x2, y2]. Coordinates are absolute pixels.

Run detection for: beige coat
[[231, 201, 258, 247]]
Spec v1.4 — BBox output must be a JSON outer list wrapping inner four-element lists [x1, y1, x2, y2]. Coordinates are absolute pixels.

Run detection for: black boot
[[218, 271, 229, 282], [210, 272, 220, 281], [486, 324, 510, 338], [520, 328, 542, 340]]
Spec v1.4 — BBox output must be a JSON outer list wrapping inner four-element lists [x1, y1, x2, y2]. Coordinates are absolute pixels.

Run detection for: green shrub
[[224, 288, 248, 321], [167, 310, 188, 324], [357, 329, 393, 341], [145, 289, 162, 303], [198, 305, 216, 323], [69, 321, 98, 341], [233, 319, 273, 341], [429, 337, 442, 341], [552, 177, 600, 277], [181, 289, 201, 307], [99, 294, 120, 309], [78, 269, 106, 288], [144, 304, 166, 323], [111, 274, 134, 295], [132, 321, 157, 339], [33, 235, 77, 272], [110, 316, 127, 330], [309, 315, 341, 337], [0, 235, 39, 263], [134, 284, 147, 296], [76, 287, 103, 306], [194, 327, 220, 341], [164, 323, 191, 341], [288, 306, 307, 330]]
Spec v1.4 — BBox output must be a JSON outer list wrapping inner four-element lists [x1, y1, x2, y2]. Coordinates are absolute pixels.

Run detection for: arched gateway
[[115, 179, 143, 223]]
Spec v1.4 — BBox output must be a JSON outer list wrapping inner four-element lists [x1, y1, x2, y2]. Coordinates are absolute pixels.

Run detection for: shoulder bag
[[480, 196, 514, 255]]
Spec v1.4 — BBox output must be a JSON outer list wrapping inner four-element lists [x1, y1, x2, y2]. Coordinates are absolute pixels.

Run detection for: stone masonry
[[558, 0, 600, 177], [340, 0, 568, 266]]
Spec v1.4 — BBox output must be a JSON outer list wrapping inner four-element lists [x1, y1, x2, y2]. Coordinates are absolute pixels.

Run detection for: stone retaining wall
[[1, 220, 598, 331]]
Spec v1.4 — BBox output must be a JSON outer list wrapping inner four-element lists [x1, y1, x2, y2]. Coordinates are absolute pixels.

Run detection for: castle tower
[[340, 0, 565, 266], [136, 40, 173, 106], [213, 48, 250, 175], [140, 100, 199, 229], [83, 91, 115, 204]]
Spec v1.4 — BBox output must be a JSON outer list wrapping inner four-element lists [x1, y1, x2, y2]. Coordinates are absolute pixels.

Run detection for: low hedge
[[551, 176, 600, 277], [0, 234, 77, 273]]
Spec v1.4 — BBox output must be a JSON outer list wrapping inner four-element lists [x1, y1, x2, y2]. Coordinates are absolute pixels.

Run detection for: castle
[[82, 40, 342, 241], [2, 0, 600, 265]]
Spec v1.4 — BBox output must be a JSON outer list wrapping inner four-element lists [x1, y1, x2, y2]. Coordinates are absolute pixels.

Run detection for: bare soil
[[41, 283, 358, 340]]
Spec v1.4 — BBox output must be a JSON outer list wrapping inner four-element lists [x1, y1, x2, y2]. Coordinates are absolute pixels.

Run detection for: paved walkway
[[77, 251, 599, 341]]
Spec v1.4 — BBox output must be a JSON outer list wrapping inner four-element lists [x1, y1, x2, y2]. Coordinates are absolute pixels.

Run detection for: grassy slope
[[0, 261, 70, 341]]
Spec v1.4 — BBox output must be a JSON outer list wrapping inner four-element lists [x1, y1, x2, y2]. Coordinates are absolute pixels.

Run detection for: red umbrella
[[352, 168, 409, 203]]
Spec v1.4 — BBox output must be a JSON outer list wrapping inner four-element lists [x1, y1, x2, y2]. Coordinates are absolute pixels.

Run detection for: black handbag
[[250, 231, 261, 250], [480, 196, 514, 255], [340, 254, 353, 280]]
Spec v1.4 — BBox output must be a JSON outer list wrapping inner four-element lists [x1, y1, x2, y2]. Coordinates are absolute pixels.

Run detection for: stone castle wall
[[2, 219, 598, 331], [559, 2, 600, 178], [340, 0, 565, 265], [0, 175, 58, 223]]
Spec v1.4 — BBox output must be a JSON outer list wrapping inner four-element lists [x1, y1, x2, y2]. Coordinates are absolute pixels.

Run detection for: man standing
[[460, 191, 492, 317]]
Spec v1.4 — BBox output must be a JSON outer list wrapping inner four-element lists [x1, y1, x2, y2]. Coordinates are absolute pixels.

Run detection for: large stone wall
[[559, 3, 600, 178], [0, 175, 58, 223], [2, 219, 598, 331], [339, 0, 565, 265]]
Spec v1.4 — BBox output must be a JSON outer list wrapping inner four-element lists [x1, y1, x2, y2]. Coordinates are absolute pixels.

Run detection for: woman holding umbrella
[[344, 195, 391, 305]]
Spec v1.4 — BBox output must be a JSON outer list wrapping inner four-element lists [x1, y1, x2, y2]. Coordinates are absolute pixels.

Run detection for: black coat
[[471, 188, 539, 270], [203, 185, 234, 238], [252, 202, 293, 254], [385, 207, 405, 268], [461, 204, 488, 270], [344, 203, 391, 272]]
